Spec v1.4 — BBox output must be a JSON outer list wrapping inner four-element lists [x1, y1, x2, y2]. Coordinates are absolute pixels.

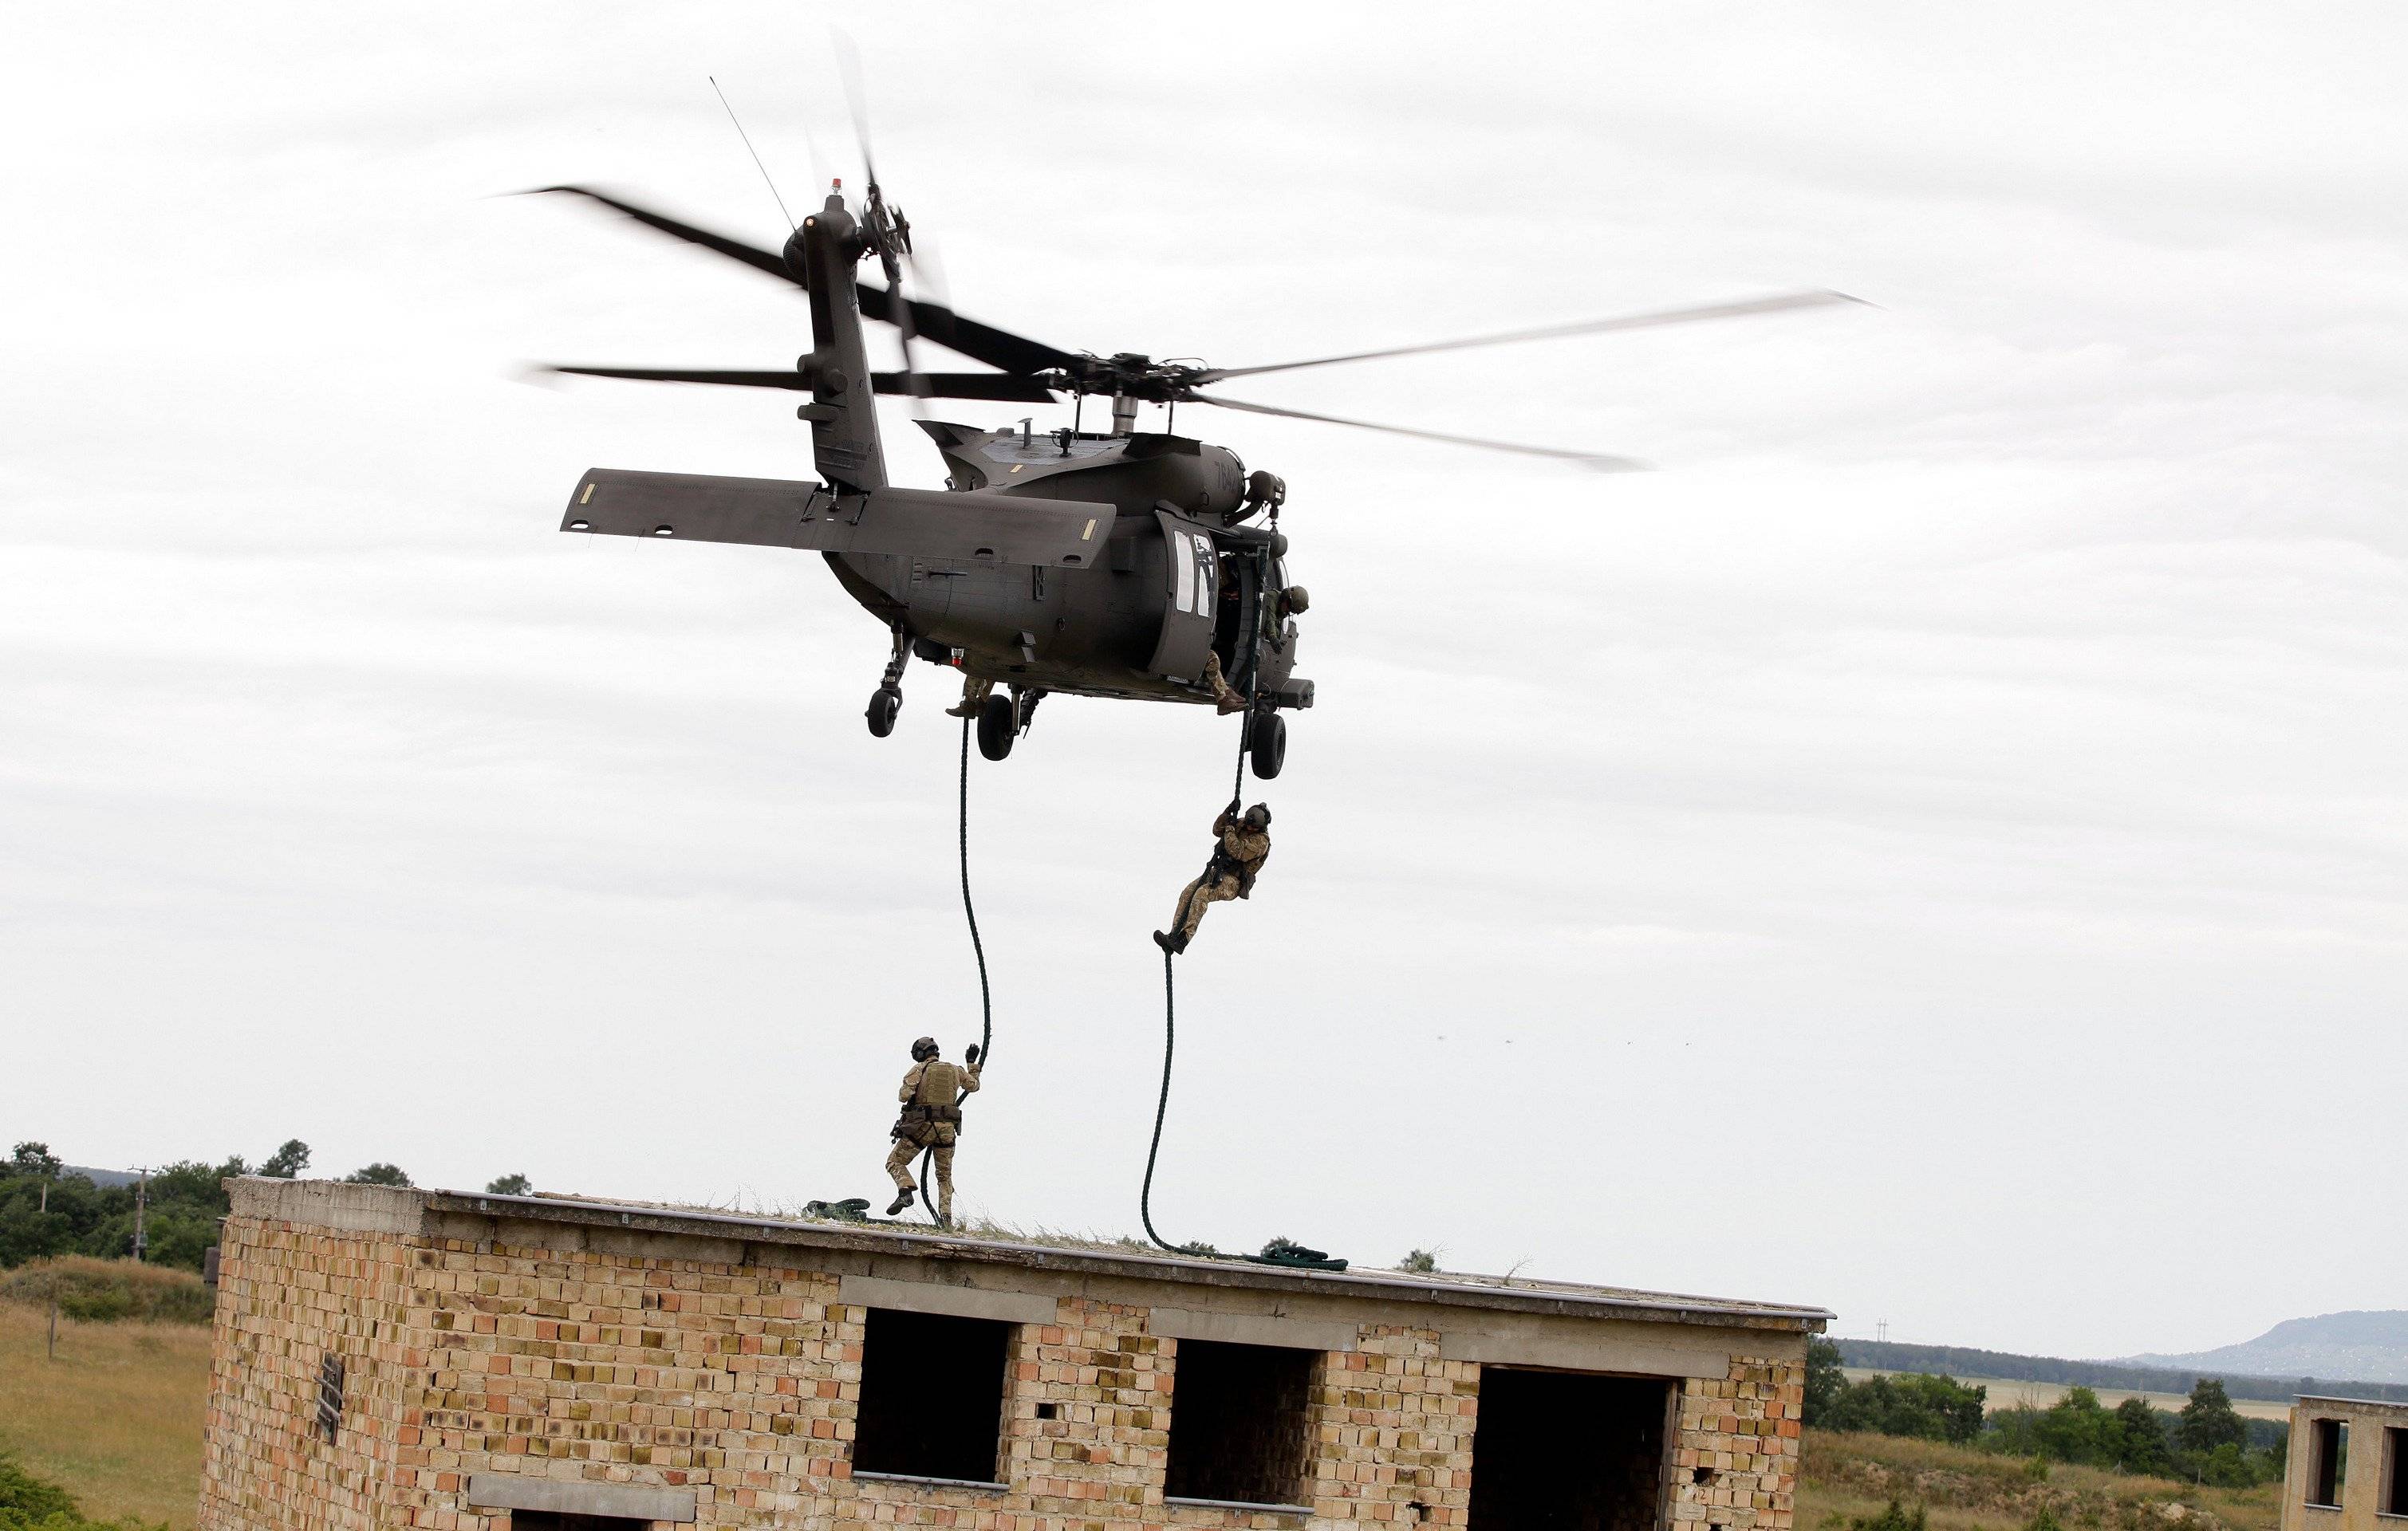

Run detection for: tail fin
[[784, 189, 887, 493]]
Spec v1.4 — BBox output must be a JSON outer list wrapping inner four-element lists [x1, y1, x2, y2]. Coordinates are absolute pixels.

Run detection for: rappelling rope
[[1139, 943, 1180, 1250], [1139, 706, 1255, 1254], [917, 713, 994, 1225]]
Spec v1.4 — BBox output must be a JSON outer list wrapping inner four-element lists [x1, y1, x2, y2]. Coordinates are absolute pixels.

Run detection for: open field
[[0, 1298, 209, 1529], [1843, 1368, 2295, 1423], [1801, 1430, 2281, 1531]]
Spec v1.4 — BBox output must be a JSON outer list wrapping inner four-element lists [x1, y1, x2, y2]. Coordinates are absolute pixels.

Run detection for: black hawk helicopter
[[534, 175, 1854, 777]]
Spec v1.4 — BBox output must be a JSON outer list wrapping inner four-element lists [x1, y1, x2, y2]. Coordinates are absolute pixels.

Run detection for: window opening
[[1164, 1339, 1317, 1508], [2384, 1427, 2406, 1517], [2309, 1418, 2348, 1509], [1468, 1368, 1673, 1531], [508, 1516, 649, 1531], [853, 1307, 1012, 1486]]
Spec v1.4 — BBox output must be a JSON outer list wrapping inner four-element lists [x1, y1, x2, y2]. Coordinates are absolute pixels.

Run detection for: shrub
[[0, 1257, 215, 1324], [0, 1450, 167, 1531], [1850, 1500, 1929, 1531]]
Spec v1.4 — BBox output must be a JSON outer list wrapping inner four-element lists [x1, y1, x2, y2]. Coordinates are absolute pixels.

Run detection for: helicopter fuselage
[[825, 422, 1306, 707]]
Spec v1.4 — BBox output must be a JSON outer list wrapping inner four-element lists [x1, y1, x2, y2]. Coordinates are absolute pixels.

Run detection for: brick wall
[[199, 1218, 423, 1531], [1669, 1356, 1807, 1531], [200, 1199, 1807, 1531], [1304, 1326, 1477, 1527]]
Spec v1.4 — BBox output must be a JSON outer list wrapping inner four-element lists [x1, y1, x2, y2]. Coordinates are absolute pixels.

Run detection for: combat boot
[[1152, 929, 1188, 955], [885, 1188, 916, 1217]]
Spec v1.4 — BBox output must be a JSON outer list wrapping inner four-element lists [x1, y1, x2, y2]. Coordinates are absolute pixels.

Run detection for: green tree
[[258, 1140, 310, 1179], [1805, 1338, 1847, 1426], [345, 1163, 412, 1188], [486, 1174, 533, 1196], [2177, 1380, 2247, 1455], [2113, 1396, 2171, 1474], [1827, 1372, 1987, 1444], [4, 1143, 62, 1179]]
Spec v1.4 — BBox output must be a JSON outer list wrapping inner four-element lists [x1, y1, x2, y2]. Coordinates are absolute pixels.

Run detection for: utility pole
[[1877, 1318, 1890, 1345], [131, 1167, 149, 1263]]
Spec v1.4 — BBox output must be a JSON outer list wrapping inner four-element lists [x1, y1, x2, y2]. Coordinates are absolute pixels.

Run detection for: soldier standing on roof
[[885, 1036, 981, 1223], [1153, 800, 1271, 955]]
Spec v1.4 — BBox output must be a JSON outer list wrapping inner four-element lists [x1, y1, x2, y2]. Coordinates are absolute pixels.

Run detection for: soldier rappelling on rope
[[885, 1036, 982, 1223], [1154, 801, 1272, 954]]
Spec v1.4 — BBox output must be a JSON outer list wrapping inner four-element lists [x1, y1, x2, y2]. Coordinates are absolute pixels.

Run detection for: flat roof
[[2295, 1395, 2408, 1412], [397, 1183, 1831, 1333]]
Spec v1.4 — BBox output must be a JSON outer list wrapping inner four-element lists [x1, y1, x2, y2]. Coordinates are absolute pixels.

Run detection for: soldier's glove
[[965, 1044, 981, 1066]]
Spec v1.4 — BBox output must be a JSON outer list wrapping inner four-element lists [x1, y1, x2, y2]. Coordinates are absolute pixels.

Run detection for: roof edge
[[400, 1184, 1831, 1332]]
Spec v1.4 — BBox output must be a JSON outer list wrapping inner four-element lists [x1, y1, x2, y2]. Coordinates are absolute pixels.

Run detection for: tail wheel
[[1248, 712, 1286, 780], [976, 692, 1016, 761]]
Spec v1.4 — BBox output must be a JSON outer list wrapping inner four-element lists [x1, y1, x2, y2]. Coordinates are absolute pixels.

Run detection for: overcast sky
[[6, 2, 2403, 1362]]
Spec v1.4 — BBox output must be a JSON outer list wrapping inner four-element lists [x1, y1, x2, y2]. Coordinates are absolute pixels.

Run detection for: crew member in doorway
[[1154, 801, 1271, 954], [885, 1036, 982, 1223]]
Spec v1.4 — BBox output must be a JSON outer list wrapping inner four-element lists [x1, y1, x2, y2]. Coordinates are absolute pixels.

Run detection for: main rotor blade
[[874, 371, 1058, 402], [1193, 392, 1648, 470], [526, 185, 798, 285], [1191, 290, 1866, 384], [541, 364, 1057, 402], [857, 284, 1081, 377], [528, 185, 1081, 376]]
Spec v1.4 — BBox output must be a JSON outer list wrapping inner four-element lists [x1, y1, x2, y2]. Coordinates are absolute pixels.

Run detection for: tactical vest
[[893, 1061, 966, 1142]]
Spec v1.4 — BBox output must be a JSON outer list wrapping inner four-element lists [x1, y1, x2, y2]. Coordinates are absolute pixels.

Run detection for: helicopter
[[533, 175, 1856, 777]]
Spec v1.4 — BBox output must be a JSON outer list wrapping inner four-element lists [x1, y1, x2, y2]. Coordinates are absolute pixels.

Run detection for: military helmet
[[1243, 803, 1271, 829], [910, 1036, 939, 1061]]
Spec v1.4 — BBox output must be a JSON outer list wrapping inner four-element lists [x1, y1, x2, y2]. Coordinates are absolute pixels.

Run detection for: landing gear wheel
[[976, 692, 1016, 761], [1248, 712, 1286, 780], [865, 687, 901, 738]]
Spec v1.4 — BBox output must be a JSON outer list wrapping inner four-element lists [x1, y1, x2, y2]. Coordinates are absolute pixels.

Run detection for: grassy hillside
[[0, 1270, 211, 1530], [1800, 1430, 2280, 1531]]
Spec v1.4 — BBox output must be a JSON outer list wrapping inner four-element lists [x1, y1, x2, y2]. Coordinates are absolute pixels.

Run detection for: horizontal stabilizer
[[562, 470, 1112, 568]]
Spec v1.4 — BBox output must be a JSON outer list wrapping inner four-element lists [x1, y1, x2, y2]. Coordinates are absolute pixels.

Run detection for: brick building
[[198, 1178, 1827, 1531], [2281, 1395, 2408, 1531]]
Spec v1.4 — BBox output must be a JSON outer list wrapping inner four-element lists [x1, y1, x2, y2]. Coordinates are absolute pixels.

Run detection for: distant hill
[[2121, 1312, 2408, 1387], [64, 1165, 139, 1189], [1831, 1338, 2408, 1406]]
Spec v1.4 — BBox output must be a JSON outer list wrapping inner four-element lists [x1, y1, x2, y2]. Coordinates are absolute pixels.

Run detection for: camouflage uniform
[[945, 675, 995, 718], [884, 1055, 981, 1220], [1200, 652, 1247, 715], [1169, 807, 1272, 943]]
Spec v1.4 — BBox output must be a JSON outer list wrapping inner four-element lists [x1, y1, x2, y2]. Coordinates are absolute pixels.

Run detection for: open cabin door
[[1146, 509, 1220, 683]]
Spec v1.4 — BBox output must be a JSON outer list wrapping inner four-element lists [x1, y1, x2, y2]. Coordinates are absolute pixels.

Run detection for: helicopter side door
[[1145, 509, 1220, 683]]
